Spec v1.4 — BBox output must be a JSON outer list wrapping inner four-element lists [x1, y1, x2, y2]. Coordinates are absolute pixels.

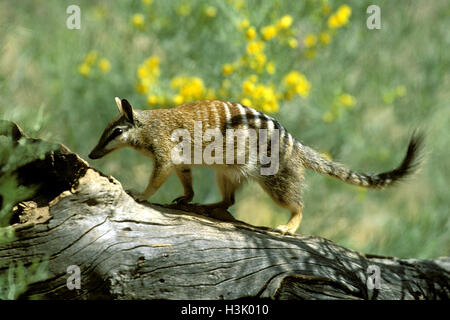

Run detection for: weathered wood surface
[[0, 122, 449, 299]]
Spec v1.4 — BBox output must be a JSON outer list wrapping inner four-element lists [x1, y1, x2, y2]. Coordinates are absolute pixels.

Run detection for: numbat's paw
[[273, 224, 296, 235], [172, 195, 193, 205]]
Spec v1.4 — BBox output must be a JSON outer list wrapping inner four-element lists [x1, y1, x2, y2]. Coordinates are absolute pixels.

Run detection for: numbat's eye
[[112, 128, 123, 138]]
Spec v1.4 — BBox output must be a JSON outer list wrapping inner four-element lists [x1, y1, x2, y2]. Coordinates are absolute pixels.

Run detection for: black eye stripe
[[104, 128, 123, 145]]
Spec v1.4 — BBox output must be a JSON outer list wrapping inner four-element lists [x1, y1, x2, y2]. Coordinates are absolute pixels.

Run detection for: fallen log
[[0, 121, 448, 299]]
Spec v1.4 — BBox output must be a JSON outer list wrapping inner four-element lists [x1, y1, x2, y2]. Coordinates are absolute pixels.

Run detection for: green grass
[[0, 0, 448, 259]]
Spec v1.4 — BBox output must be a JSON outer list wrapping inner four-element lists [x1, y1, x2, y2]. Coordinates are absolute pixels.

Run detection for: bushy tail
[[300, 132, 424, 189]]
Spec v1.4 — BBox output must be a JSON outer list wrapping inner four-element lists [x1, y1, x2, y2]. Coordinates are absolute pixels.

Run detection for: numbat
[[89, 98, 423, 234]]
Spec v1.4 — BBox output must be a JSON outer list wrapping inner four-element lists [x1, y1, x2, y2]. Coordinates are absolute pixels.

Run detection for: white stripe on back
[[250, 108, 261, 128], [222, 101, 231, 128], [236, 103, 248, 128]]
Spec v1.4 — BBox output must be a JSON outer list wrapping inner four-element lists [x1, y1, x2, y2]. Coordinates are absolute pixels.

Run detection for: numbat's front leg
[[172, 167, 194, 204], [134, 163, 172, 202]]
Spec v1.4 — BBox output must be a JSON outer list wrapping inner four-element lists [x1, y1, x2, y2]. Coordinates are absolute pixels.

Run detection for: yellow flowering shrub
[[322, 93, 357, 123], [283, 71, 311, 99], [125, 1, 354, 114], [241, 77, 279, 113], [261, 25, 277, 40], [204, 6, 217, 18], [277, 15, 293, 29], [168, 76, 216, 105], [246, 27, 257, 40], [320, 32, 331, 44], [135, 55, 160, 95], [328, 5, 352, 29], [98, 58, 111, 73], [304, 34, 317, 48], [77, 51, 111, 77], [132, 13, 145, 29]]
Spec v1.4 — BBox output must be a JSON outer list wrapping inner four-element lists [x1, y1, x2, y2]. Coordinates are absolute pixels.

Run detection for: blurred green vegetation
[[0, 122, 51, 299], [0, 0, 448, 259]]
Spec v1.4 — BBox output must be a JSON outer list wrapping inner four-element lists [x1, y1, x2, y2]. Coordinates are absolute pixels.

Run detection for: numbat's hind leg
[[205, 171, 242, 209], [273, 206, 303, 235], [258, 166, 305, 235]]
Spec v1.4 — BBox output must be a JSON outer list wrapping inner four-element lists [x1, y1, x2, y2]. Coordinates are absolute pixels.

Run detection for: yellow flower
[[328, 5, 352, 28], [266, 61, 275, 74], [284, 71, 300, 86], [319, 32, 331, 44], [78, 63, 90, 76], [304, 34, 317, 48], [147, 94, 159, 106], [242, 82, 279, 113], [173, 94, 184, 105], [288, 37, 298, 48], [255, 52, 267, 67], [336, 5, 352, 24], [145, 56, 160, 70], [277, 15, 293, 29], [338, 94, 356, 108], [135, 78, 150, 94], [98, 58, 111, 73], [204, 6, 217, 18], [174, 77, 205, 102], [261, 25, 277, 40], [248, 52, 267, 72], [132, 13, 145, 29], [136, 55, 160, 89], [328, 15, 340, 28], [242, 98, 252, 107], [283, 71, 311, 98], [242, 80, 255, 95], [295, 80, 311, 97], [246, 27, 257, 40], [246, 40, 265, 55], [239, 19, 250, 29], [222, 63, 234, 76], [84, 51, 98, 65], [137, 65, 149, 79]]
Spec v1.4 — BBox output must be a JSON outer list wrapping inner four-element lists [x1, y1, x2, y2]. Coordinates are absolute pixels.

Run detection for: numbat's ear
[[121, 99, 134, 123], [115, 97, 134, 124], [115, 97, 123, 114]]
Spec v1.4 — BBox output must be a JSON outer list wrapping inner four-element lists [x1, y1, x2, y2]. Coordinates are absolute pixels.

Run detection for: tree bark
[[1, 122, 449, 300]]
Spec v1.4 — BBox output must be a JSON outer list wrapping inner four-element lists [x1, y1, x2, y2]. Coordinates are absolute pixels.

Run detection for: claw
[[273, 225, 295, 235], [172, 195, 193, 205]]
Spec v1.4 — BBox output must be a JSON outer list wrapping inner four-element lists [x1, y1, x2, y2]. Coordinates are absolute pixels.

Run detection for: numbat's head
[[89, 97, 139, 159]]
